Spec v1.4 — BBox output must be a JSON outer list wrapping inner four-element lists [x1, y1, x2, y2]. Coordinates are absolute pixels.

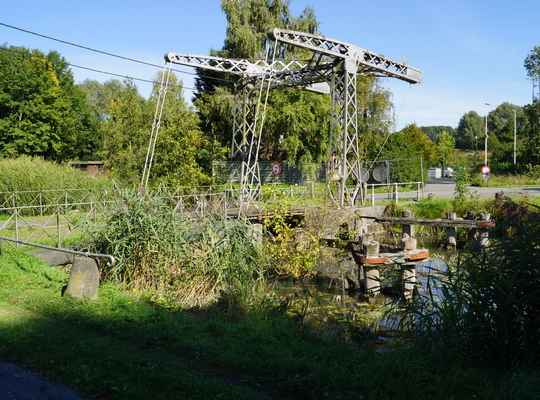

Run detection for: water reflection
[[268, 239, 455, 334]]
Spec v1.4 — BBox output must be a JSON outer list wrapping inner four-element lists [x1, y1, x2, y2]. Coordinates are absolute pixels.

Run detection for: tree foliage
[[524, 46, 540, 83], [455, 111, 483, 151], [419, 125, 455, 143], [195, 0, 395, 166], [487, 102, 520, 164], [436, 130, 455, 167], [381, 123, 437, 182], [0, 44, 101, 160], [99, 74, 221, 186]]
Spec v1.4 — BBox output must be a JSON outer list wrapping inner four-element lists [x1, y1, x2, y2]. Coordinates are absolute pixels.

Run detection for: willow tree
[[195, 0, 394, 167]]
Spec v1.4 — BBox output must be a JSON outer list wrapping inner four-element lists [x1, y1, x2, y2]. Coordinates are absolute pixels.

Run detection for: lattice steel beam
[[268, 28, 422, 84]]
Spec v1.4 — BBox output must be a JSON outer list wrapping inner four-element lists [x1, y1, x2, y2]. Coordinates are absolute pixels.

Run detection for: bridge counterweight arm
[[268, 28, 422, 84]]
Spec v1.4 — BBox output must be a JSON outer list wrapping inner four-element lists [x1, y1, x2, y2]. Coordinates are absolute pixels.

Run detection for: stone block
[[64, 257, 100, 300]]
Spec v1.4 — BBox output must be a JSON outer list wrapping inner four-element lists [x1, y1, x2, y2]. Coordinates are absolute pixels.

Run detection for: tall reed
[[389, 206, 540, 369], [87, 190, 267, 308]]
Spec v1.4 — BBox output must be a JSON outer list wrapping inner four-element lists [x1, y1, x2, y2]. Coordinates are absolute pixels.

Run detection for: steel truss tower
[[163, 28, 422, 208]]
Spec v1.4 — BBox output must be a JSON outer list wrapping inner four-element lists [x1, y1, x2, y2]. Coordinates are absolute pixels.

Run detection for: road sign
[[271, 162, 281, 176], [481, 165, 491, 177]]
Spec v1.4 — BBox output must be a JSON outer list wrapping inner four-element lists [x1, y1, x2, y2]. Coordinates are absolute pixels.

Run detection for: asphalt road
[[371, 178, 540, 202]]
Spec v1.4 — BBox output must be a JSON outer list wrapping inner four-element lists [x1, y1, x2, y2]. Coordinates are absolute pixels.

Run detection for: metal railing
[[0, 236, 116, 266], [364, 182, 424, 206]]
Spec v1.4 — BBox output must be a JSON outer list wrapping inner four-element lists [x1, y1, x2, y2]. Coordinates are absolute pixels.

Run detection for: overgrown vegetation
[[2, 246, 540, 399], [262, 186, 323, 279], [0, 156, 111, 193], [388, 204, 540, 371], [85, 190, 267, 308]]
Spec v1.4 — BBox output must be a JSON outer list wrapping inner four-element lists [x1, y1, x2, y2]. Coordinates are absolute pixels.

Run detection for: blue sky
[[1, 0, 537, 131]]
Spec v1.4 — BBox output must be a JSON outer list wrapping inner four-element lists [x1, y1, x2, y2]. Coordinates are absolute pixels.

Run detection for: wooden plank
[[360, 257, 389, 264], [372, 216, 494, 229], [408, 251, 429, 261]]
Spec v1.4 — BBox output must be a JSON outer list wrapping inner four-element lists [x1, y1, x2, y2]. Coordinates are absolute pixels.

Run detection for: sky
[[1, 0, 538, 131]]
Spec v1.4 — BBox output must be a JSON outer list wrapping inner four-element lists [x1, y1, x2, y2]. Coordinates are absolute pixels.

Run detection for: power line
[[0, 21, 166, 69], [0, 21, 231, 87], [0, 44, 195, 91]]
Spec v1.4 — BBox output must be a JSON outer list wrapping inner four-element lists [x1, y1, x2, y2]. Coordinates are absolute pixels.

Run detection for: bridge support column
[[401, 264, 416, 295], [447, 212, 457, 250], [362, 240, 381, 295], [402, 210, 414, 238], [478, 213, 491, 248]]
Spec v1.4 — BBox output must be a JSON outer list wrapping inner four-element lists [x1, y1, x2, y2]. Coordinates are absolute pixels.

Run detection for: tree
[[100, 74, 222, 186], [487, 102, 521, 164], [0, 44, 100, 161], [195, 0, 395, 166], [521, 103, 540, 165], [381, 123, 437, 183], [419, 126, 455, 143], [99, 79, 149, 184], [358, 76, 395, 160], [146, 72, 224, 187], [524, 47, 540, 164], [524, 46, 540, 85], [436, 130, 455, 170], [455, 111, 483, 151]]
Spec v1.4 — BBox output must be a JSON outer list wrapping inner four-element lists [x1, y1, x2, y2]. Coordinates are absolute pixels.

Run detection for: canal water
[[268, 236, 454, 337]]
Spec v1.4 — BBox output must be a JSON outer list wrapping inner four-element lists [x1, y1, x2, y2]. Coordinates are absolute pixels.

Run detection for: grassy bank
[[1, 247, 539, 399]]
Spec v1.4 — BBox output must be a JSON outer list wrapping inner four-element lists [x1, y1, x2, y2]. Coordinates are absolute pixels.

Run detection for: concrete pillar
[[65, 257, 100, 300], [402, 233, 417, 251], [467, 211, 477, 245], [363, 240, 380, 295], [402, 210, 414, 238], [447, 212, 457, 250], [364, 266, 380, 295], [401, 265, 416, 294], [248, 223, 263, 249], [478, 213, 491, 248]]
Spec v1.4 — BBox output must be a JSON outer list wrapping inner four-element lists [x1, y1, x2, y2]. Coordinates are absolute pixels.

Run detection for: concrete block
[[64, 257, 100, 300]]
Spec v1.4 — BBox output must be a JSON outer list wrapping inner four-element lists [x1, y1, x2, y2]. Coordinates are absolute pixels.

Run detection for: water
[[268, 238, 454, 335]]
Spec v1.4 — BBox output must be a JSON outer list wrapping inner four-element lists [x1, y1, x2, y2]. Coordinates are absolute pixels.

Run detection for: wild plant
[[86, 189, 267, 308], [262, 188, 330, 279], [389, 207, 540, 369]]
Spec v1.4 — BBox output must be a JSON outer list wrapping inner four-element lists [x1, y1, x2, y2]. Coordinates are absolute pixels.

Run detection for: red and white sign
[[271, 162, 282, 176], [481, 165, 491, 175]]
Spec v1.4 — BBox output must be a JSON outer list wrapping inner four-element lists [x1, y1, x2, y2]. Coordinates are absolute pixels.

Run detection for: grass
[[1, 247, 540, 399], [471, 173, 540, 187]]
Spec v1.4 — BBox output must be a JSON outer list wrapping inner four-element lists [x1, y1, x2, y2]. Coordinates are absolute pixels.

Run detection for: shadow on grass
[[1, 248, 540, 400]]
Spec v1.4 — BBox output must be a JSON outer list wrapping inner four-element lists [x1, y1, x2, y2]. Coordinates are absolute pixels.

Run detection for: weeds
[[388, 207, 540, 370]]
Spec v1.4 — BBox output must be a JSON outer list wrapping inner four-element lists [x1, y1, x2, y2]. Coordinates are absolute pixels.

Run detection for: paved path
[[0, 361, 89, 399]]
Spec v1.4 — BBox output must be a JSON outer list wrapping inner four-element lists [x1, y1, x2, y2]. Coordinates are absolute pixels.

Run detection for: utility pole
[[513, 110, 517, 164], [484, 103, 490, 166]]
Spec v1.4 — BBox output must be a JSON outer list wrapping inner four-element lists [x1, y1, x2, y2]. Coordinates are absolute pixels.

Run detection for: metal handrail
[[0, 236, 116, 267]]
